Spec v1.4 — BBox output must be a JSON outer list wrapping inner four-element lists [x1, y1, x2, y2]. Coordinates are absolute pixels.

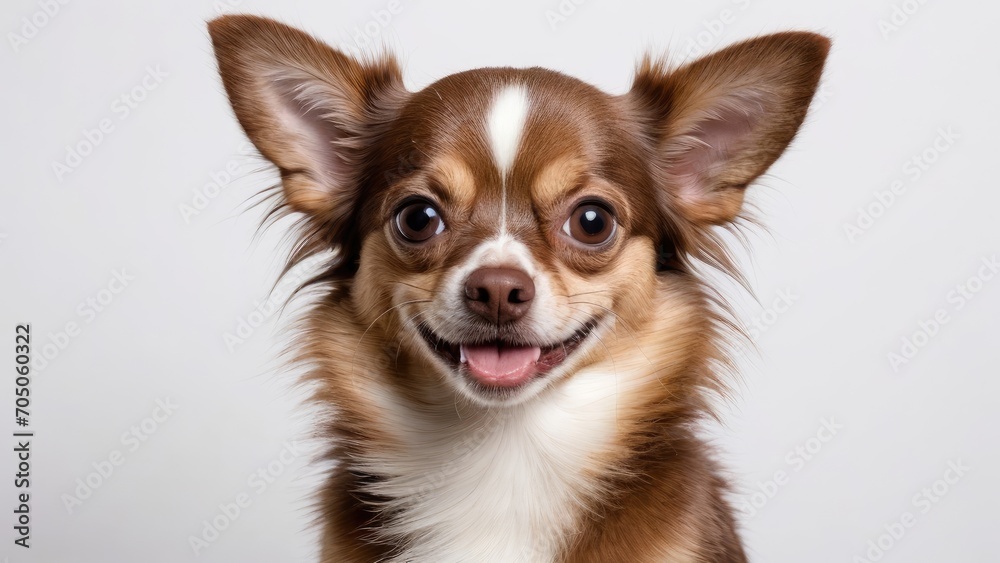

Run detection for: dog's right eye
[[395, 200, 445, 243]]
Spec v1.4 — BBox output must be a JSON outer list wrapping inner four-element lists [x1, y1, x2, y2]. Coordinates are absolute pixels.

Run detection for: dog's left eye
[[563, 202, 616, 246], [395, 200, 445, 242]]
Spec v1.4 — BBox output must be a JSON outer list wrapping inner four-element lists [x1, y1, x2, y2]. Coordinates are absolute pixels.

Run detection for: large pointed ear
[[207, 15, 407, 224], [629, 32, 830, 225]]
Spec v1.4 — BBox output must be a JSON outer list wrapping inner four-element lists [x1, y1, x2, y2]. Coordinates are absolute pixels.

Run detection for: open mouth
[[418, 320, 599, 392]]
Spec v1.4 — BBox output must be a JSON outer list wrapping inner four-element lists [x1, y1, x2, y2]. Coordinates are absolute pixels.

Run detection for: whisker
[[568, 300, 654, 368], [568, 305, 677, 405], [395, 280, 437, 294], [558, 289, 612, 299], [349, 299, 432, 391], [391, 310, 430, 370], [563, 308, 616, 372], [563, 307, 621, 427]]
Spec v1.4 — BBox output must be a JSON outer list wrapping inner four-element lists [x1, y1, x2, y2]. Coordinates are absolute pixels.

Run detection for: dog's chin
[[417, 318, 602, 406]]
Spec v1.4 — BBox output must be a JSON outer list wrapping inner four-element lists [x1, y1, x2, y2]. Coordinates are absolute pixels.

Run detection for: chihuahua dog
[[209, 15, 828, 562]]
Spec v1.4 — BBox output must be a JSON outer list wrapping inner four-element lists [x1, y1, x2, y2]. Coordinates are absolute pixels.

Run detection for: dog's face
[[353, 73, 665, 406], [209, 16, 828, 407]]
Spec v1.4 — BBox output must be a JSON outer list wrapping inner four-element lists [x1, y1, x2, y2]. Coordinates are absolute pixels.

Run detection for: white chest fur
[[356, 369, 621, 563]]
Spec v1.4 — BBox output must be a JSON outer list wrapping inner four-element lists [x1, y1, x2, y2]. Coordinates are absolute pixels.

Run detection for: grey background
[[2, 0, 998, 561]]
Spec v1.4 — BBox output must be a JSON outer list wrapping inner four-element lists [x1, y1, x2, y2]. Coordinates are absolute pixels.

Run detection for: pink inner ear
[[672, 102, 758, 204], [272, 75, 351, 188]]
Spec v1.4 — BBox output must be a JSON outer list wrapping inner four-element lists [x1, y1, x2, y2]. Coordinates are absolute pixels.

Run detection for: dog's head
[[209, 16, 828, 408]]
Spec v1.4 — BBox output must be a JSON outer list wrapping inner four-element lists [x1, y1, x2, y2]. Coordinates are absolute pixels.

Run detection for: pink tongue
[[461, 343, 542, 387]]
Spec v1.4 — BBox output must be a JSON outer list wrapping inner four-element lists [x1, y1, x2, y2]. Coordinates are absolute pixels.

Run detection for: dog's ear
[[208, 15, 406, 222], [629, 32, 830, 226]]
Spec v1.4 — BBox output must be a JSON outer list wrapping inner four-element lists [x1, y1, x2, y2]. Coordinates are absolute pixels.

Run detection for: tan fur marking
[[532, 156, 587, 207], [431, 154, 477, 209]]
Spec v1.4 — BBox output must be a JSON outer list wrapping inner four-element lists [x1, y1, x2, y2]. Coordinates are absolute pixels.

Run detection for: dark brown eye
[[395, 200, 445, 242], [563, 202, 616, 246]]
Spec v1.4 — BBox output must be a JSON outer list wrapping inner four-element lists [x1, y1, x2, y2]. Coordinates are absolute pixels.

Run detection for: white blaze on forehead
[[487, 84, 530, 233], [487, 85, 530, 176]]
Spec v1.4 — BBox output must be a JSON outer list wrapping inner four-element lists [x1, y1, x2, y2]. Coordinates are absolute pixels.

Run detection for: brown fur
[[208, 15, 829, 562]]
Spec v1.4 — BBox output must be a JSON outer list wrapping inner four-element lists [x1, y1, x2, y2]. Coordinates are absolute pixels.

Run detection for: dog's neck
[[349, 361, 629, 562]]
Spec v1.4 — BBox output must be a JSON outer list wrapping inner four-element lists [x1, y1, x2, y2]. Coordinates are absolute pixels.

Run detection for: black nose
[[464, 267, 535, 325]]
